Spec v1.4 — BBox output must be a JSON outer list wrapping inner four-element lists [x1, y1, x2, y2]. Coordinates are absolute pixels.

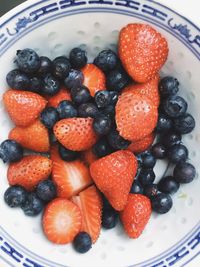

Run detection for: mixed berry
[[0, 23, 196, 253]]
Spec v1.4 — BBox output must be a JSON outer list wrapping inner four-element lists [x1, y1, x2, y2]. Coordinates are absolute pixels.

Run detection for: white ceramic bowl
[[0, 1, 200, 266]]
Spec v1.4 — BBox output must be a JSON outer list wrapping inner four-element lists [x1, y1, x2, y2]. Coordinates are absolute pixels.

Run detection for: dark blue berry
[[138, 169, 155, 186], [141, 152, 156, 168], [29, 77, 42, 93], [4, 186, 27, 207], [73, 232, 92, 253], [64, 69, 84, 90], [15, 49, 40, 73], [109, 91, 119, 105], [94, 90, 111, 108], [71, 85, 91, 104], [40, 107, 59, 129], [42, 73, 60, 95], [158, 176, 180, 194], [173, 113, 195, 134], [38, 56, 52, 75], [78, 103, 99, 118], [173, 162, 196, 183], [6, 69, 30, 90], [57, 100, 78, 119], [52, 56, 71, 80], [93, 115, 112, 135], [167, 144, 188, 163], [21, 192, 44, 216], [0, 140, 23, 163], [151, 193, 173, 214], [163, 95, 187, 118], [94, 50, 119, 73], [49, 131, 57, 144], [162, 131, 182, 148], [107, 129, 130, 150], [36, 179, 57, 202], [92, 138, 113, 158], [58, 144, 79, 161], [156, 113, 172, 133], [152, 143, 166, 159], [102, 194, 112, 210], [144, 184, 158, 199], [69, 48, 87, 69], [101, 105, 115, 119], [102, 208, 119, 229], [130, 180, 143, 194], [106, 69, 130, 92], [159, 76, 179, 97]]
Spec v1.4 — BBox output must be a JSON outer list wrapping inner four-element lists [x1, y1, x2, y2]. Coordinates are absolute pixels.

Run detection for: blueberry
[[101, 105, 115, 119], [162, 131, 182, 148], [94, 90, 111, 108], [64, 69, 84, 90], [42, 73, 60, 95], [92, 138, 113, 158], [106, 69, 130, 92], [130, 180, 143, 194], [163, 95, 187, 118], [138, 169, 155, 186], [69, 48, 87, 69], [173, 113, 195, 134], [102, 194, 112, 210], [4, 186, 27, 208], [144, 184, 158, 199], [167, 144, 188, 163], [158, 176, 180, 194], [40, 107, 59, 129], [29, 77, 42, 93], [0, 140, 23, 163], [6, 69, 30, 90], [21, 192, 44, 216], [102, 208, 119, 229], [156, 113, 172, 133], [151, 193, 173, 214], [94, 50, 119, 73], [38, 56, 52, 75], [49, 131, 57, 144], [93, 115, 112, 135], [52, 56, 71, 80], [151, 143, 166, 159], [173, 162, 196, 183], [15, 49, 40, 73], [36, 179, 57, 202], [141, 152, 156, 168], [57, 100, 78, 119], [107, 129, 130, 150], [58, 144, 79, 161], [78, 103, 99, 118], [159, 76, 179, 97], [73, 232, 92, 253], [109, 91, 119, 105], [71, 85, 91, 104]]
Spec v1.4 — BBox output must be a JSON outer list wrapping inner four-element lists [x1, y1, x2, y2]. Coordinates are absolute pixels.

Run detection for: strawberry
[[53, 118, 98, 151], [72, 185, 102, 243], [90, 150, 138, 211], [3, 90, 47, 126], [81, 149, 98, 166], [123, 74, 160, 107], [42, 198, 82, 244], [82, 64, 106, 97], [51, 145, 93, 198], [119, 23, 168, 83], [115, 91, 158, 142], [128, 133, 155, 154], [9, 119, 50, 152], [120, 194, 152, 238], [8, 155, 52, 191], [47, 87, 71, 108]]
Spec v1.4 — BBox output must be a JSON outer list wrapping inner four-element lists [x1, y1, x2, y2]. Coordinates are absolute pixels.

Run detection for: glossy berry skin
[[159, 76, 179, 97], [109, 91, 119, 105], [130, 180, 143, 194], [36, 179, 57, 202], [52, 56, 71, 80], [101, 105, 115, 120], [106, 68, 130, 92], [94, 50, 119, 73], [151, 193, 173, 214], [144, 184, 158, 199], [6, 69, 30, 90], [93, 115, 112, 135], [57, 100, 78, 119], [58, 144, 79, 161], [78, 103, 99, 118], [156, 113, 172, 133], [21, 192, 44, 216], [42, 73, 60, 95], [15, 49, 40, 73], [0, 140, 23, 163], [102, 208, 119, 229], [138, 168, 155, 186], [71, 85, 91, 104], [38, 56, 52, 75], [107, 129, 130, 150], [4, 186, 27, 207], [94, 90, 111, 108], [92, 138, 113, 158], [64, 69, 84, 90], [69, 48, 87, 69], [162, 131, 182, 148], [40, 107, 59, 129], [173, 113, 195, 134], [141, 152, 156, 168], [29, 77, 42, 93], [173, 162, 196, 183], [163, 95, 187, 118], [73, 232, 92, 253], [167, 144, 188, 164], [158, 176, 180, 194], [152, 143, 166, 159]]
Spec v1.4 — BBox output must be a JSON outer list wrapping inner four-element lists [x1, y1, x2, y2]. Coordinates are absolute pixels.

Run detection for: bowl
[[0, 0, 200, 266]]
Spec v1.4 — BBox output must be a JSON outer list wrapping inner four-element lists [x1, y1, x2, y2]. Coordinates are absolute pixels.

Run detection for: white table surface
[[0, 0, 199, 266]]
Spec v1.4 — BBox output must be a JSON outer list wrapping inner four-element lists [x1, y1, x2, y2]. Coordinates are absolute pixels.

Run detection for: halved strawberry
[[72, 185, 102, 243], [128, 133, 155, 154], [47, 87, 71, 108], [42, 198, 82, 244]]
